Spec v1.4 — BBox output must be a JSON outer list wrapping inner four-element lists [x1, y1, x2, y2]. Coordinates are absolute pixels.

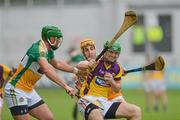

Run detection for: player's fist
[[75, 80, 82, 90], [88, 59, 96, 69], [65, 86, 76, 97], [104, 72, 113, 84], [122, 69, 127, 76]]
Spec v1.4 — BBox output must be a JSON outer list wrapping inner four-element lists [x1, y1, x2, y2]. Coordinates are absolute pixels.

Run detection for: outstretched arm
[[38, 59, 75, 96], [50, 58, 78, 74]]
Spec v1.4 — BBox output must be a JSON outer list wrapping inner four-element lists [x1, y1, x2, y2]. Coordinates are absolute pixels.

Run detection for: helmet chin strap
[[47, 39, 56, 46], [47, 38, 62, 50]]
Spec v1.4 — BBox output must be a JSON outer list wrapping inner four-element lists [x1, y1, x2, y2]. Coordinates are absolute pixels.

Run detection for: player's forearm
[[43, 66, 68, 90], [55, 60, 78, 74], [110, 81, 121, 93]]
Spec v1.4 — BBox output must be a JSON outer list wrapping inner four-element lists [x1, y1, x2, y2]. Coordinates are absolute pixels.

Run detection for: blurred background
[[0, 0, 180, 120]]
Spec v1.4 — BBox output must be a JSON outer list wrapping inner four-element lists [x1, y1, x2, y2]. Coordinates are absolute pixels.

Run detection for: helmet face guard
[[48, 37, 63, 50], [47, 29, 63, 50]]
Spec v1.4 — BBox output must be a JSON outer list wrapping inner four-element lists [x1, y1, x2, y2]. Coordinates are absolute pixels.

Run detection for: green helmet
[[41, 25, 61, 39], [47, 29, 62, 39], [104, 41, 121, 52]]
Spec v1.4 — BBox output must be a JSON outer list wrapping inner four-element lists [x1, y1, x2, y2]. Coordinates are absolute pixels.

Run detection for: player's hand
[[88, 59, 96, 69], [122, 69, 127, 76], [65, 86, 76, 97], [75, 80, 82, 90], [104, 72, 114, 84], [76, 69, 88, 78]]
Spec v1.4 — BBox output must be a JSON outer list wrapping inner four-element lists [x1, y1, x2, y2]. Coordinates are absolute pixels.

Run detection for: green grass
[[2, 89, 180, 120]]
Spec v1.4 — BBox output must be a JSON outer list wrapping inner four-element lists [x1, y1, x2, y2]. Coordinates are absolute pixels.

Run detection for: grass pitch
[[2, 88, 180, 120]]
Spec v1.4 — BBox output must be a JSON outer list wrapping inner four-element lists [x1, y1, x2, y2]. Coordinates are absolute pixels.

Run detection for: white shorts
[[77, 96, 121, 119], [142, 80, 166, 92], [0, 97, 3, 108], [4, 82, 43, 115], [142, 81, 152, 92], [109, 96, 124, 102], [150, 80, 166, 91]]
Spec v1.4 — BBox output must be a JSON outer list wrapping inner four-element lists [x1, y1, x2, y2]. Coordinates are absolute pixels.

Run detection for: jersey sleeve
[[2, 65, 11, 80], [114, 63, 123, 81], [27, 42, 47, 61]]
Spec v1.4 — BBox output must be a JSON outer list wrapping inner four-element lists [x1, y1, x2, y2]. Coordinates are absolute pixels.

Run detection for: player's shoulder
[[26, 40, 48, 60], [113, 62, 123, 72], [113, 62, 122, 68], [1, 64, 9, 69], [1, 64, 11, 72], [27, 40, 47, 54]]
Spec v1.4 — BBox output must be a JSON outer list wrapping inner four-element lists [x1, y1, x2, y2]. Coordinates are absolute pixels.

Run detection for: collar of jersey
[[104, 62, 111, 69], [40, 40, 48, 52]]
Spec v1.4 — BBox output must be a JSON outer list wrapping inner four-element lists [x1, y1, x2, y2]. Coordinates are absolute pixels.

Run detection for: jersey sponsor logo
[[95, 77, 110, 87], [40, 52, 46, 57], [19, 97, 24, 103]]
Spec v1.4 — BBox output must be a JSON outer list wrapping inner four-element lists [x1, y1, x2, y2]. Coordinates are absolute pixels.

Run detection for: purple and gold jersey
[[78, 68, 89, 97], [0, 64, 11, 98], [108, 64, 124, 100], [86, 60, 123, 98]]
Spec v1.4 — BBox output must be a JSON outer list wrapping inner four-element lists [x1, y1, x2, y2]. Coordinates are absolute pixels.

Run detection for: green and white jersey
[[10, 40, 54, 92]]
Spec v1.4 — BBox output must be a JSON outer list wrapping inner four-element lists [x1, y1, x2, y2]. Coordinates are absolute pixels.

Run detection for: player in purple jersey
[[77, 41, 141, 120]]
